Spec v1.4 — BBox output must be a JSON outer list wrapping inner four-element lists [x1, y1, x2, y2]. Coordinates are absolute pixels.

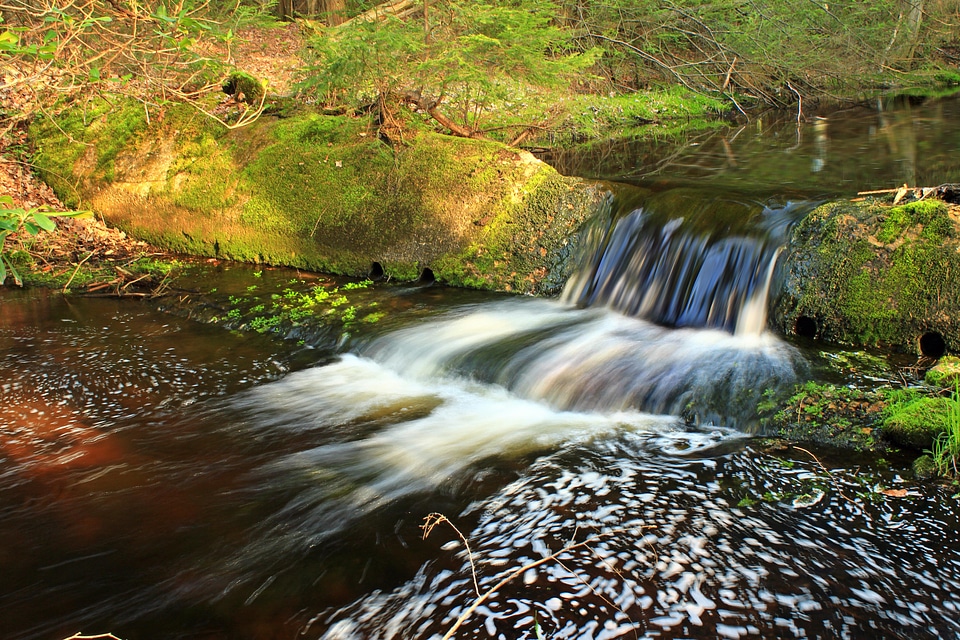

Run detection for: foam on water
[[214, 353, 686, 576], [314, 435, 960, 639]]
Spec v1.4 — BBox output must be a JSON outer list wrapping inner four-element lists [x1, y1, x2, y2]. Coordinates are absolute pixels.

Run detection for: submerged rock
[[773, 199, 960, 354]]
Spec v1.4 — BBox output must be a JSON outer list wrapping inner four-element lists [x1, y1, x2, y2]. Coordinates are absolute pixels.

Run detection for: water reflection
[[540, 94, 960, 194]]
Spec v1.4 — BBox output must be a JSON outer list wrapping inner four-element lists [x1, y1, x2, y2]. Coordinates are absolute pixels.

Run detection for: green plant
[[0, 196, 88, 286], [930, 382, 960, 479], [301, 0, 600, 139]]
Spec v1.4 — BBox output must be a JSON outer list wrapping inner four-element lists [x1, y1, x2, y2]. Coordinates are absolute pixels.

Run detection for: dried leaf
[[881, 488, 908, 497]]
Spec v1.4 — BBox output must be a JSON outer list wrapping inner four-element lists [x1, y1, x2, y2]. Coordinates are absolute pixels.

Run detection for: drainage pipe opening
[[794, 316, 818, 339], [919, 331, 947, 359], [418, 268, 435, 285]]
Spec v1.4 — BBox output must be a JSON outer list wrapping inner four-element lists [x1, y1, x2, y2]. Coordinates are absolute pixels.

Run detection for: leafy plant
[[0, 196, 88, 286], [930, 382, 960, 479]]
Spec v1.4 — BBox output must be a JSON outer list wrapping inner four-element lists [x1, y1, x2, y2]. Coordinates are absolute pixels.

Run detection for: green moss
[[775, 199, 960, 352], [222, 71, 264, 104], [878, 200, 952, 244], [912, 454, 938, 480], [934, 70, 960, 86], [169, 133, 239, 212], [882, 390, 952, 450], [30, 97, 148, 204], [558, 87, 728, 143], [926, 356, 960, 388]]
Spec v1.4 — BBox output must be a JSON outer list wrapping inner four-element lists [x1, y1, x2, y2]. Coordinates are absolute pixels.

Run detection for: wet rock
[[759, 382, 886, 451], [912, 454, 938, 480]]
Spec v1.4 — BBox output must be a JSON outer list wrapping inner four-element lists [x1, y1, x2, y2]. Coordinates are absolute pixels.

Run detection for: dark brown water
[[3, 95, 960, 640]]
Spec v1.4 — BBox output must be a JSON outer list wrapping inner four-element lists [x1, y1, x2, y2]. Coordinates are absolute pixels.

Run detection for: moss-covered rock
[[773, 198, 960, 354], [760, 381, 886, 451], [912, 454, 939, 480], [925, 356, 960, 389], [30, 99, 605, 293], [881, 391, 953, 450]]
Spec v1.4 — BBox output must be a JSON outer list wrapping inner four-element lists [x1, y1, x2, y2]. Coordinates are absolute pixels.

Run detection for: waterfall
[[562, 188, 814, 335]]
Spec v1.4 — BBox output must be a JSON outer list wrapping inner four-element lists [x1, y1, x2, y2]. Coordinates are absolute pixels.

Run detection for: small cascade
[[562, 189, 815, 335]]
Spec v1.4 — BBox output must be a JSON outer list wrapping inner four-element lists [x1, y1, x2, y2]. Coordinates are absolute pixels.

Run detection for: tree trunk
[[903, 0, 925, 62], [278, 0, 294, 21], [322, 0, 347, 26]]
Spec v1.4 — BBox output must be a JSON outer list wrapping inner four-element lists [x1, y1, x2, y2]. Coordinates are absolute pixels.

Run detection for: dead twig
[[62, 250, 96, 293], [793, 445, 856, 504]]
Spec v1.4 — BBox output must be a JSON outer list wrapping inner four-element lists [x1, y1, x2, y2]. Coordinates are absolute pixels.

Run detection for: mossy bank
[[773, 198, 960, 355], [30, 100, 606, 294]]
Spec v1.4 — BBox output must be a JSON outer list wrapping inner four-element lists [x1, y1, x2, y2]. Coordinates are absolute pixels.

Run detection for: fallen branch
[[339, 0, 418, 27]]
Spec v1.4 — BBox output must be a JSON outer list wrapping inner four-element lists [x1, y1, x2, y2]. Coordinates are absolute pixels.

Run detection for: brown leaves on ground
[[195, 21, 307, 96], [1, 122, 170, 293]]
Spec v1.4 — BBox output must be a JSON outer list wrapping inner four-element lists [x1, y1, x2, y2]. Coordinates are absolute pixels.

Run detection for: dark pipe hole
[[369, 261, 384, 280], [418, 268, 435, 285], [795, 316, 818, 339], [919, 331, 947, 359]]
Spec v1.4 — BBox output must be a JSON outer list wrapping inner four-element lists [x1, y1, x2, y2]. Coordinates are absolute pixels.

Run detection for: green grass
[[930, 383, 960, 479]]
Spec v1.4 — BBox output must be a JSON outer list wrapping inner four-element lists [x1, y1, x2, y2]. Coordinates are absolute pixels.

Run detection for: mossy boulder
[[760, 381, 886, 451], [881, 392, 953, 450], [912, 454, 938, 480], [925, 356, 960, 389], [30, 99, 605, 293], [773, 198, 960, 354]]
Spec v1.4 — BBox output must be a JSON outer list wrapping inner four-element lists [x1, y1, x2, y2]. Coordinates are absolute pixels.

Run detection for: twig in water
[[422, 512, 480, 597], [793, 445, 855, 504], [424, 513, 644, 640]]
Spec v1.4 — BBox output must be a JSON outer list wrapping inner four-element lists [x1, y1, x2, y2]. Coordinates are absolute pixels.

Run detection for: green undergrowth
[[9, 250, 181, 292], [556, 88, 729, 143], [201, 275, 386, 342], [882, 383, 960, 479]]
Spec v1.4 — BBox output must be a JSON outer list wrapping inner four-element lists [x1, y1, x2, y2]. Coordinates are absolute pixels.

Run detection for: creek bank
[[30, 99, 607, 295], [758, 355, 960, 481]]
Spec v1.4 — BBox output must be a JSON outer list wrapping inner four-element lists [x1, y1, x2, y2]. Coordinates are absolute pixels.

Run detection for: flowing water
[[2, 95, 960, 640]]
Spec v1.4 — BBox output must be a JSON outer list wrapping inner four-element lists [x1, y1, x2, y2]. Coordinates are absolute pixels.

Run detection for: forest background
[[1, 0, 959, 283]]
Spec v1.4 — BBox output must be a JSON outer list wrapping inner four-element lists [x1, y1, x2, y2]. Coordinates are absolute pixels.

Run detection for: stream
[[2, 94, 960, 639]]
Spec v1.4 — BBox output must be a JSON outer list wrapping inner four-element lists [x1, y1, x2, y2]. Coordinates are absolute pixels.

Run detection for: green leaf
[[22, 221, 39, 235], [89, 67, 101, 81], [0, 255, 7, 285], [30, 212, 56, 231]]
